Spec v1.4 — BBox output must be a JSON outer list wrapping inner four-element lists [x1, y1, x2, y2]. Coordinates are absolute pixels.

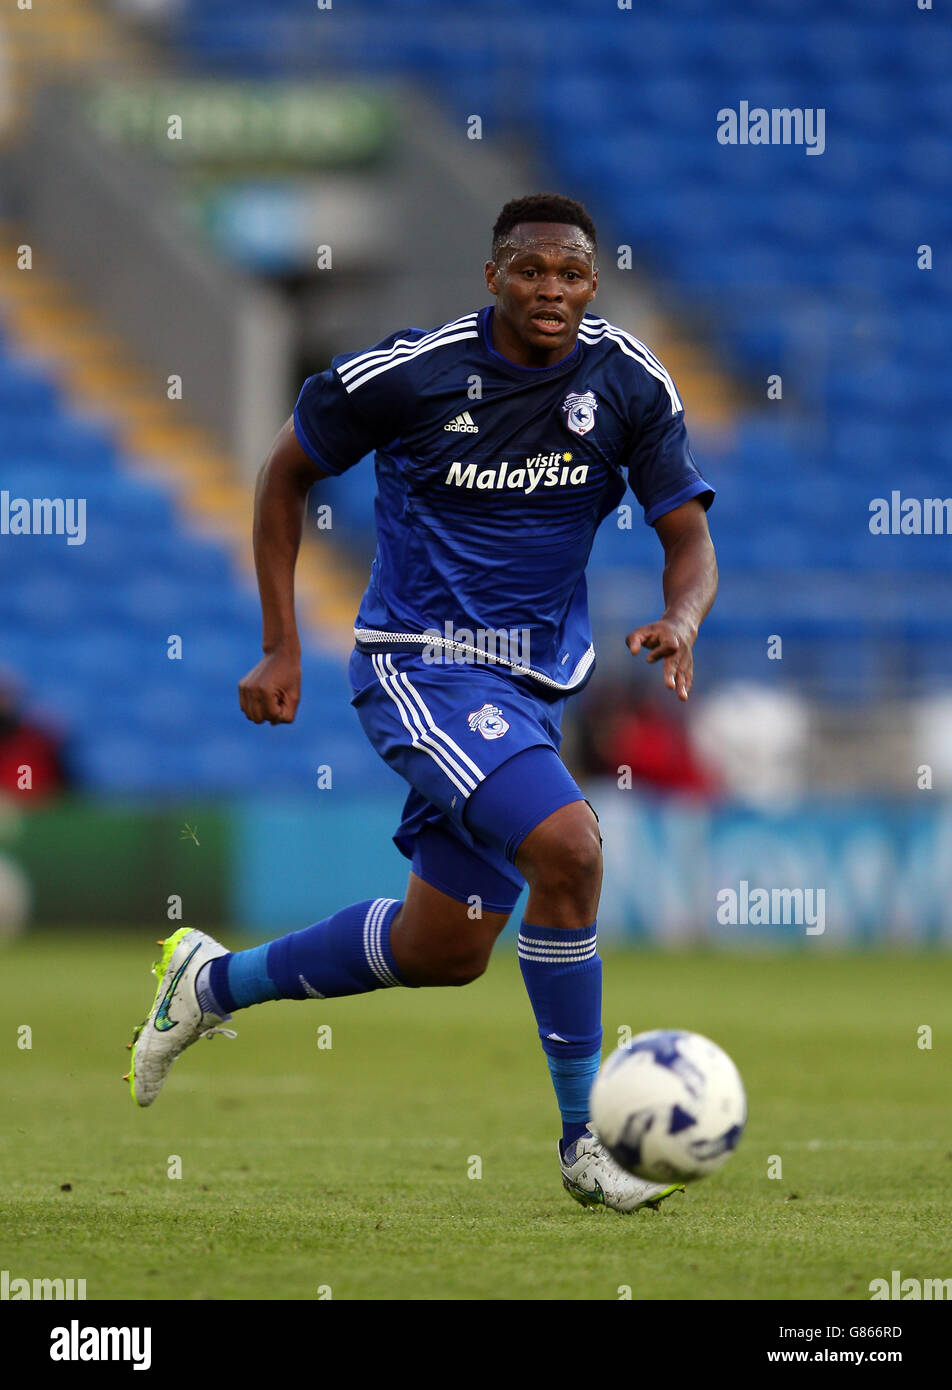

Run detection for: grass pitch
[[1, 934, 949, 1301]]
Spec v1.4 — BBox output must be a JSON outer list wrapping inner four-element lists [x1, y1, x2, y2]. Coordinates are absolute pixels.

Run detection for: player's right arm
[[240, 328, 419, 722], [238, 417, 327, 725]]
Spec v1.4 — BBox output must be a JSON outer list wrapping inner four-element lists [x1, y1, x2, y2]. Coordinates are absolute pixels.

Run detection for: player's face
[[485, 222, 598, 367]]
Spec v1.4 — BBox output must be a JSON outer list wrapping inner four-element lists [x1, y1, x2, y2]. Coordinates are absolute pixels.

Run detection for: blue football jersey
[[293, 305, 713, 698]]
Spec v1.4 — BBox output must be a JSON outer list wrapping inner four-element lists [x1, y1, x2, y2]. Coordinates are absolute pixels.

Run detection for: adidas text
[[444, 412, 478, 433]]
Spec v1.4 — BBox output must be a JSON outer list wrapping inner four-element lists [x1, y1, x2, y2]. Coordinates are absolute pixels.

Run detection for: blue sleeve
[[292, 328, 423, 476], [625, 377, 715, 526]]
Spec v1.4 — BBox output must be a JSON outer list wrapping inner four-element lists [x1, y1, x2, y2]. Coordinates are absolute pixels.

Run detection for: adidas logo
[[443, 411, 478, 433]]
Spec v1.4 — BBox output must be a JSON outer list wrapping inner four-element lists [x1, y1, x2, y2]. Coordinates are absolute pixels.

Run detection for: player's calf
[[387, 872, 511, 986], [511, 802, 608, 1160]]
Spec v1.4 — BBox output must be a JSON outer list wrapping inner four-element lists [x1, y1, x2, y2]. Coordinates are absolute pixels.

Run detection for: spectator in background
[[910, 694, 952, 798], [0, 673, 69, 800], [575, 677, 719, 798], [689, 682, 810, 809]]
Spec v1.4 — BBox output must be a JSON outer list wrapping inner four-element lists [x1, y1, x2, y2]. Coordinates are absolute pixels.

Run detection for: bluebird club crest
[[561, 390, 597, 437], [468, 703, 510, 740]]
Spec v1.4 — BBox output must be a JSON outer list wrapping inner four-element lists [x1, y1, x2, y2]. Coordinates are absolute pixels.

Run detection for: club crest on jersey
[[561, 390, 598, 437], [467, 703, 510, 740]]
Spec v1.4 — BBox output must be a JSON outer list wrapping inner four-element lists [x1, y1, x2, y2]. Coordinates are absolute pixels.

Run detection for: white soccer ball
[[590, 1029, 746, 1183]]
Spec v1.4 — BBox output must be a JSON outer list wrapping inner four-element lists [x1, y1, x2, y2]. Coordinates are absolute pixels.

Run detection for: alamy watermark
[[421, 622, 532, 671], [0, 491, 86, 545], [717, 102, 825, 156], [869, 492, 952, 535], [716, 880, 826, 935], [2, 1268, 86, 1299], [50, 1321, 151, 1370], [869, 1270, 951, 1300]]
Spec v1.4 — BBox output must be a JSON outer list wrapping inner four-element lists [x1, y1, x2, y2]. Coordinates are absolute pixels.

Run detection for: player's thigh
[[391, 871, 512, 987]]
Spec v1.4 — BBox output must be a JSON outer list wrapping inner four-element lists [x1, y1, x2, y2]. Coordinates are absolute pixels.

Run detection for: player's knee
[[437, 948, 489, 987], [520, 804, 602, 901], [549, 831, 602, 906], [410, 943, 489, 987], [395, 918, 492, 988]]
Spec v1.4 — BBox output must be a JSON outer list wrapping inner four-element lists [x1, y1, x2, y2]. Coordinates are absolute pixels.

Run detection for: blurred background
[[1, 0, 950, 945]]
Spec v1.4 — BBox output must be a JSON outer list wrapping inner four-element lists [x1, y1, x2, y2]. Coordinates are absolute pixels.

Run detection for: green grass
[[1, 934, 949, 1300]]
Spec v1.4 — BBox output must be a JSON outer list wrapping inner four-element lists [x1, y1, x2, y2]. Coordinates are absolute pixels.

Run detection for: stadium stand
[[3, 0, 949, 794], [0, 320, 381, 795], [235, 0, 950, 700]]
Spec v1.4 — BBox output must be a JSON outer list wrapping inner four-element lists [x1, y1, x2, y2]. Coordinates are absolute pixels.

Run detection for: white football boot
[[126, 927, 235, 1107], [560, 1124, 685, 1213]]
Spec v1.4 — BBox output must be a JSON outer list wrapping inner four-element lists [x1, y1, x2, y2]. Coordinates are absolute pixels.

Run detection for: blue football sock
[[202, 898, 407, 1014], [518, 921, 602, 1149], [560, 1117, 593, 1153]]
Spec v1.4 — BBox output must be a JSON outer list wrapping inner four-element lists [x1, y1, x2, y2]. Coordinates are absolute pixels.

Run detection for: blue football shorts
[[349, 648, 587, 913]]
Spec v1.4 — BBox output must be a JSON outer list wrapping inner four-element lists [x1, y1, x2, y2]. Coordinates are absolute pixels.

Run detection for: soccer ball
[[590, 1029, 746, 1184]]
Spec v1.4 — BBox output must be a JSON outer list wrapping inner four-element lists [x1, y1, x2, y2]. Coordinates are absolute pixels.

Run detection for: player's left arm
[[626, 498, 717, 702]]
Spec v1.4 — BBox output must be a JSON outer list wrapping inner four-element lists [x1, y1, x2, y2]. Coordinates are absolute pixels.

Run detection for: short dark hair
[[491, 193, 597, 260]]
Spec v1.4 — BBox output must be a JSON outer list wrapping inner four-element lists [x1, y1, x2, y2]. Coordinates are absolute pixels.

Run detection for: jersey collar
[[478, 306, 582, 375]]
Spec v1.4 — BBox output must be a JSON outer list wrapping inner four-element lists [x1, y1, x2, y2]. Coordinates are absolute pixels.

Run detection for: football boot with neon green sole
[[126, 928, 234, 1107]]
